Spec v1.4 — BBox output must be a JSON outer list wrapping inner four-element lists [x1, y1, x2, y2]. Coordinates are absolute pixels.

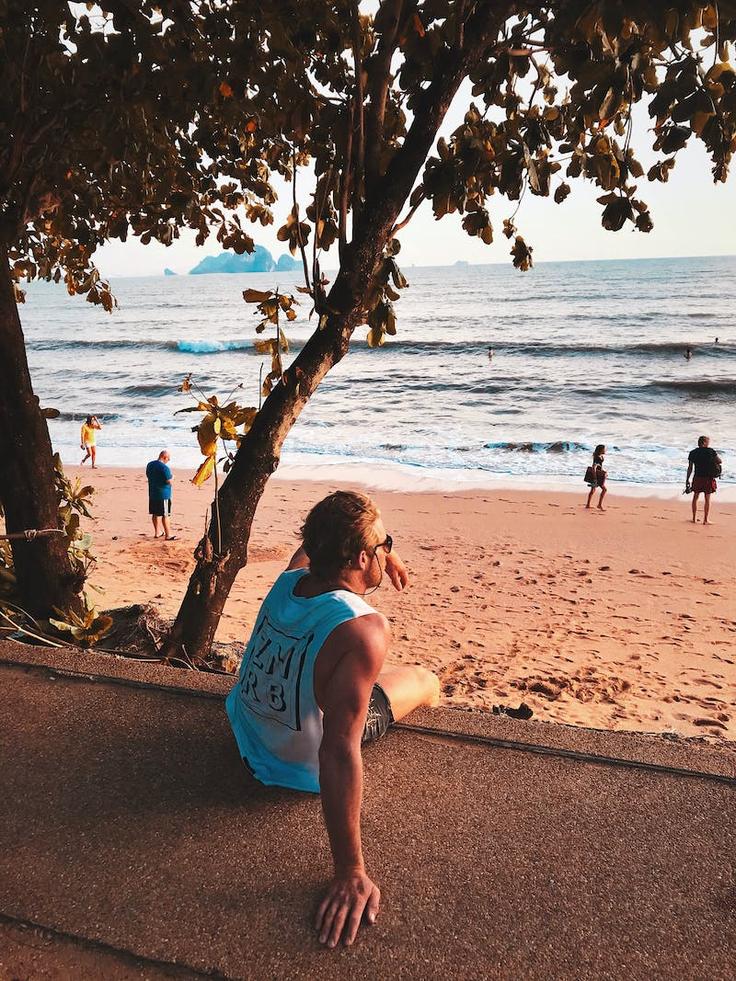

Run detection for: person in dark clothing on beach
[[585, 444, 607, 511], [686, 435, 722, 525], [146, 450, 175, 539]]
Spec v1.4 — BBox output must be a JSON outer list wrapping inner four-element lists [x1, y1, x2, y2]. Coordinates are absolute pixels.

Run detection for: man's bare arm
[[315, 615, 388, 947]]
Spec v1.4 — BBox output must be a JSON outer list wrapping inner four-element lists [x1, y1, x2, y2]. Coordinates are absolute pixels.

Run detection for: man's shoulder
[[325, 611, 389, 654]]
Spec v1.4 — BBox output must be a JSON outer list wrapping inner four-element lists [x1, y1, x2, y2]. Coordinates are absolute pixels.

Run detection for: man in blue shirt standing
[[145, 450, 175, 540]]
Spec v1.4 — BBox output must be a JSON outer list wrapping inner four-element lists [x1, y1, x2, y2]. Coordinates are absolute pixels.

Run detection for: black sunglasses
[[374, 533, 393, 555]]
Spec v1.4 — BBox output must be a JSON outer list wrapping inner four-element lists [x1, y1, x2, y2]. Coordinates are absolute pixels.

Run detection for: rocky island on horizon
[[189, 245, 300, 275]]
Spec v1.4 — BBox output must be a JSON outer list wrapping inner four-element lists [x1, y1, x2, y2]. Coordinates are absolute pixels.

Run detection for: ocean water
[[21, 255, 736, 492]]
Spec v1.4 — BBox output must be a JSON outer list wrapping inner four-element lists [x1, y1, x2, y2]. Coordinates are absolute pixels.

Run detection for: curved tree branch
[[338, 99, 355, 261], [292, 149, 311, 293], [350, 0, 366, 221], [391, 190, 425, 235], [364, 0, 403, 188], [357, 1, 507, 249]]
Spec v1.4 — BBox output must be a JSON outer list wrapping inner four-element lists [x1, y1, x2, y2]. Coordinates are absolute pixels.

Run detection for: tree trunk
[[164, 36, 482, 661], [162, 260, 371, 660], [0, 245, 83, 617]]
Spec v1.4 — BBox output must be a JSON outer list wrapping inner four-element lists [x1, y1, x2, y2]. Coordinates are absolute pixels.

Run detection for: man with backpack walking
[[686, 435, 722, 525]]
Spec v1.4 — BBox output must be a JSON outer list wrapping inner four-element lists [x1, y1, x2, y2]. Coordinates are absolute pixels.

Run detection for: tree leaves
[[276, 206, 311, 255], [49, 606, 113, 647], [601, 197, 634, 232], [195, 415, 218, 457], [3, 0, 734, 339], [462, 208, 493, 244], [192, 455, 216, 487], [243, 289, 273, 303], [177, 379, 258, 487], [242, 287, 297, 339], [1, 3, 298, 304], [366, 299, 396, 347], [510, 236, 533, 271]]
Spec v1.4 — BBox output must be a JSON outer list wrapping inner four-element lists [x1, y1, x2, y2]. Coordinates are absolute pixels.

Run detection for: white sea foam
[[22, 256, 736, 491]]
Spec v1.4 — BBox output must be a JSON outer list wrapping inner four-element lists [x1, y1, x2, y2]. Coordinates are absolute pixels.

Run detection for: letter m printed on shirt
[[238, 613, 313, 731]]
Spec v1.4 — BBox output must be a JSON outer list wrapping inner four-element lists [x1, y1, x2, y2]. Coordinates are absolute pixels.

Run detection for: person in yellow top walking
[[80, 415, 103, 468]]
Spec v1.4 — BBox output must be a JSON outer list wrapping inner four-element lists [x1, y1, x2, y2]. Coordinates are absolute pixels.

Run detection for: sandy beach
[[69, 464, 736, 742]]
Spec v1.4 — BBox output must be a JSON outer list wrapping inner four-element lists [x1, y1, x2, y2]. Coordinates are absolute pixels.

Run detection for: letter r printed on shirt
[[237, 615, 313, 731]]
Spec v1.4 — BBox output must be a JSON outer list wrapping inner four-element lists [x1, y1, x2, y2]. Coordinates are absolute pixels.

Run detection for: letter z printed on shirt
[[237, 613, 313, 731]]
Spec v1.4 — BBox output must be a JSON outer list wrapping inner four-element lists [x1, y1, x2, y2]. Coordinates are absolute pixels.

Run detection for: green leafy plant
[[52, 453, 97, 586], [49, 597, 113, 648], [244, 287, 298, 394], [176, 376, 259, 554], [176, 288, 297, 501], [0, 541, 15, 599], [0, 453, 101, 646], [0, 453, 96, 595]]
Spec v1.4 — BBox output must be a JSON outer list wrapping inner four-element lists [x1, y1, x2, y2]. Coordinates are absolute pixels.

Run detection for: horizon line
[[101, 251, 736, 279]]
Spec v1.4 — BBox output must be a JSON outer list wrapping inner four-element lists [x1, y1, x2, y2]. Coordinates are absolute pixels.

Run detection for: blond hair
[[301, 491, 381, 578]]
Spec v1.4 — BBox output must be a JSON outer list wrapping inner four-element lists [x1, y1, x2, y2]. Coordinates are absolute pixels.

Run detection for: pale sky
[[97, 79, 736, 278]]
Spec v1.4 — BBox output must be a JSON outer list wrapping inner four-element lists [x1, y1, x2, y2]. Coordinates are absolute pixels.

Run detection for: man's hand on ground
[[315, 871, 380, 947], [385, 550, 409, 591]]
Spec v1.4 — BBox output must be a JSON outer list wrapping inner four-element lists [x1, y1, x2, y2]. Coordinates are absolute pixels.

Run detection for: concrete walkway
[[1, 641, 734, 980]]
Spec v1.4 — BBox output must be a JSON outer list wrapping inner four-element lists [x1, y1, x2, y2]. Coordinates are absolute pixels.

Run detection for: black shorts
[[362, 683, 395, 745], [149, 498, 172, 517]]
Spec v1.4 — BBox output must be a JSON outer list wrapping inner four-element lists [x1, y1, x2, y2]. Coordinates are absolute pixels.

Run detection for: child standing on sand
[[585, 444, 607, 511], [80, 415, 102, 468]]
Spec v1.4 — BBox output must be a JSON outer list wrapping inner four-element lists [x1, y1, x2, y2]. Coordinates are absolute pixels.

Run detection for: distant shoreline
[[65, 457, 736, 502], [93, 251, 736, 279]]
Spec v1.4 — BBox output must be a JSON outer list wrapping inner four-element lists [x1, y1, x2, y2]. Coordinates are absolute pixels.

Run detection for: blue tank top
[[225, 569, 376, 793]]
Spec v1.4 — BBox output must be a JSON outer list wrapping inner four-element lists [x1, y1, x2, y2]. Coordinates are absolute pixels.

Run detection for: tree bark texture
[[162, 262, 370, 660], [0, 245, 82, 617], [164, 20, 492, 660]]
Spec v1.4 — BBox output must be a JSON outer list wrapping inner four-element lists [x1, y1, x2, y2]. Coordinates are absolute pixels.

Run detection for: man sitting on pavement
[[225, 490, 440, 948]]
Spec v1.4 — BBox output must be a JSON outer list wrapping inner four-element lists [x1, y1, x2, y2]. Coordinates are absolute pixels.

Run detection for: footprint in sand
[[693, 718, 728, 731]]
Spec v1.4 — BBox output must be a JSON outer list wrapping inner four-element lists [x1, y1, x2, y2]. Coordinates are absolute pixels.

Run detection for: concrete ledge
[[0, 639, 233, 698], [2, 639, 734, 779]]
